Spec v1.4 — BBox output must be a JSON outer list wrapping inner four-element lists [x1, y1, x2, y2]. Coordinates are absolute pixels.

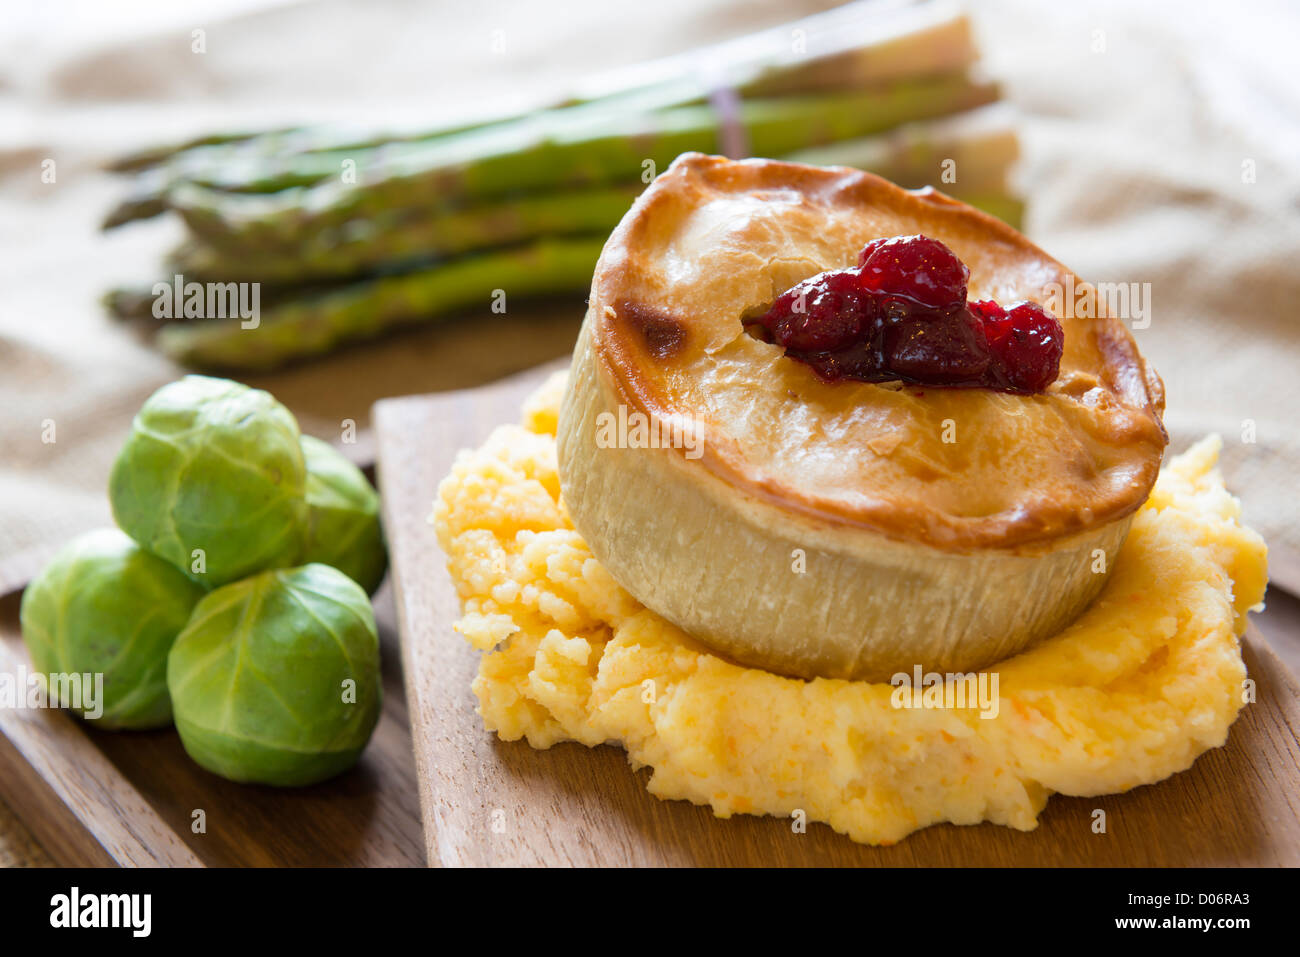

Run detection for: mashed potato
[[432, 372, 1268, 846]]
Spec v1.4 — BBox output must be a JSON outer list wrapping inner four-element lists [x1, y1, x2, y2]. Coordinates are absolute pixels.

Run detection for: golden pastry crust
[[591, 153, 1167, 550], [433, 378, 1267, 847]]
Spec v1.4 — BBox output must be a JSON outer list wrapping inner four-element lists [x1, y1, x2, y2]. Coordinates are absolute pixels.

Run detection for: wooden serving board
[[376, 362, 1300, 867], [0, 583, 426, 867]]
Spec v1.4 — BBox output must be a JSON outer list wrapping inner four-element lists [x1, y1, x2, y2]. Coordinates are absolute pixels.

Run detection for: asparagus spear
[[104, 130, 293, 173], [155, 236, 606, 371], [100, 121, 519, 227], [168, 185, 641, 283], [164, 76, 998, 250], [103, 139, 353, 227], [105, 133, 395, 227], [102, 277, 337, 321]]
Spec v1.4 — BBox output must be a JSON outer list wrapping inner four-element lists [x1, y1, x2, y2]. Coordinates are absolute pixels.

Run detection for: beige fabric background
[[2, 0, 1298, 595]]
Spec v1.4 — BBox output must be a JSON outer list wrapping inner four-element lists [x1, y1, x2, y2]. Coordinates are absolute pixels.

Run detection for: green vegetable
[[102, 275, 327, 322], [102, 127, 492, 228], [167, 563, 382, 786], [167, 185, 640, 284], [108, 375, 308, 586], [104, 129, 296, 173], [19, 529, 206, 729], [300, 436, 387, 594], [156, 236, 606, 371]]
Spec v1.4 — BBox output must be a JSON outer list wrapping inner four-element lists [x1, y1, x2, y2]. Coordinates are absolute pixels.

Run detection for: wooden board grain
[[0, 584, 426, 867], [0, 793, 52, 867], [375, 363, 1300, 867]]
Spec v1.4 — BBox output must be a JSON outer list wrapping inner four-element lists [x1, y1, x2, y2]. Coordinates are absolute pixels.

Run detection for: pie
[[557, 153, 1168, 681]]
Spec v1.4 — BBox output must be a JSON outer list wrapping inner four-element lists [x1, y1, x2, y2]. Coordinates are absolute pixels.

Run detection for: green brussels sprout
[[167, 563, 382, 786], [299, 435, 387, 594], [108, 375, 308, 588], [19, 528, 206, 729]]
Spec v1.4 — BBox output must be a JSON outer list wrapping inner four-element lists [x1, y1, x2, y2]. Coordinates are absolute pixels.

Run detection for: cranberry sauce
[[745, 235, 1063, 393]]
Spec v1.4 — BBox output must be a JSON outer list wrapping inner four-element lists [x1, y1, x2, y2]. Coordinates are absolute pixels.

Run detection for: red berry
[[768, 270, 867, 352], [983, 301, 1064, 393], [886, 307, 990, 384], [858, 235, 969, 308]]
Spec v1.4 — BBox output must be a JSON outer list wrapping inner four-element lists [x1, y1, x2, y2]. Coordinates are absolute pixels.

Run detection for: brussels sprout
[[108, 375, 308, 588], [299, 435, 387, 594], [19, 528, 206, 729], [167, 563, 381, 786]]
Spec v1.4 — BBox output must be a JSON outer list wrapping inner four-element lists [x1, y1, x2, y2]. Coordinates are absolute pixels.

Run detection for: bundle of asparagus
[[103, 0, 1023, 372]]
